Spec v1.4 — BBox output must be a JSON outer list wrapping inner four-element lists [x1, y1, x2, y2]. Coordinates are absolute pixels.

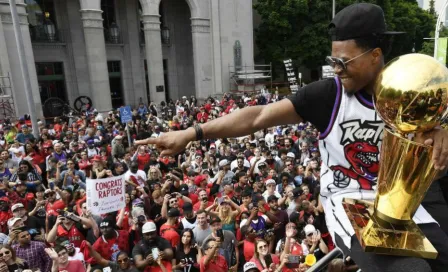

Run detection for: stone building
[[0, 0, 254, 118]]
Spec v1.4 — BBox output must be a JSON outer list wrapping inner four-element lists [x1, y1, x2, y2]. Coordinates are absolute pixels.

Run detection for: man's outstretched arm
[[135, 99, 302, 156]]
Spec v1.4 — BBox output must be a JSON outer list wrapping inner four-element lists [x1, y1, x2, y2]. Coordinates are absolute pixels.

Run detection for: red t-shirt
[[160, 223, 180, 248], [243, 240, 255, 261], [137, 153, 151, 170], [58, 260, 85, 272], [57, 224, 86, 248], [199, 255, 228, 272], [92, 230, 130, 261]]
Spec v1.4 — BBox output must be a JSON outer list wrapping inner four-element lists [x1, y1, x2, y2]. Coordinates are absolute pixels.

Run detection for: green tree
[[254, 0, 436, 74], [429, 0, 436, 16], [420, 27, 448, 56]]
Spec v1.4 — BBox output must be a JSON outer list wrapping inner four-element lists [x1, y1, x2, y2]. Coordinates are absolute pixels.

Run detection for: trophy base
[[342, 198, 438, 259]]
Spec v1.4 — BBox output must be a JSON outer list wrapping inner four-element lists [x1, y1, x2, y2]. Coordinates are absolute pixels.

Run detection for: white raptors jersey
[[318, 77, 436, 249]]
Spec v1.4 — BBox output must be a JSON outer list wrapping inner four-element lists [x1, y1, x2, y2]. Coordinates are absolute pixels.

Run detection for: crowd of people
[[0, 92, 351, 272]]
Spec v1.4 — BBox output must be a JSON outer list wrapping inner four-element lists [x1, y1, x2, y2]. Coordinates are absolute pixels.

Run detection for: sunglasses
[[117, 257, 129, 264], [258, 244, 268, 249], [325, 49, 373, 71], [0, 251, 10, 257]]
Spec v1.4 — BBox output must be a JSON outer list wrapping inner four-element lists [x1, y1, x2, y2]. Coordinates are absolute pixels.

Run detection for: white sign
[[322, 65, 335, 79], [86, 175, 126, 215]]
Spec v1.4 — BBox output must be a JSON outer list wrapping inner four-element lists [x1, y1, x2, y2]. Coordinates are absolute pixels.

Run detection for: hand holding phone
[[151, 248, 159, 260]]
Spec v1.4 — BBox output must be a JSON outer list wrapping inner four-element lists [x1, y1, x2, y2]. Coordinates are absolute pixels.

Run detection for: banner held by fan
[[86, 175, 125, 215]]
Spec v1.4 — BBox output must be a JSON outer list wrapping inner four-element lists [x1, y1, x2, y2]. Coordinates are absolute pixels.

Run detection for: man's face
[[269, 199, 278, 211], [237, 159, 244, 167], [67, 161, 75, 169], [199, 191, 208, 202], [117, 254, 130, 270], [242, 196, 251, 205], [169, 197, 178, 208], [18, 230, 30, 245], [22, 127, 28, 134], [211, 222, 222, 233], [197, 212, 207, 226], [54, 144, 62, 152], [239, 175, 248, 185], [100, 226, 115, 239], [331, 40, 379, 95], [143, 231, 157, 243], [1, 151, 8, 160], [45, 192, 56, 202]]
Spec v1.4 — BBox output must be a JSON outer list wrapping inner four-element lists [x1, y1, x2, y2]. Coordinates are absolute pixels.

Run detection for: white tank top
[[181, 217, 197, 230], [318, 77, 435, 249]]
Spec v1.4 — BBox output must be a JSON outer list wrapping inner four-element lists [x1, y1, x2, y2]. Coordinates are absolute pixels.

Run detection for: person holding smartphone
[[173, 229, 202, 272], [249, 239, 287, 272]]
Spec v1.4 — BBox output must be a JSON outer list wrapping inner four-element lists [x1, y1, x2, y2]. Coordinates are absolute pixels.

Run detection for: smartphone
[[151, 248, 159, 260], [286, 255, 301, 269], [49, 182, 55, 190], [217, 197, 224, 205], [216, 229, 224, 240], [201, 162, 208, 169], [265, 254, 273, 268]]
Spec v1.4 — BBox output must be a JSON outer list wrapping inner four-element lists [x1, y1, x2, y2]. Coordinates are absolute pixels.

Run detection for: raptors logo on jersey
[[318, 77, 385, 196], [330, 120, 383, 190]]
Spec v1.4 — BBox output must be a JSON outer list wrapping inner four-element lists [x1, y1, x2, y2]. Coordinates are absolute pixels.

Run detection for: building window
[[36, 62, 67, 117], [102, 0, 121, 43], [26, 0, 61, 42], [108, 61, 124, 108]]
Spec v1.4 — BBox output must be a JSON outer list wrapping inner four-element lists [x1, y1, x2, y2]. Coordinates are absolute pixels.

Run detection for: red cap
[[26, 193, 35, 201], [194, 175, 206, 187]]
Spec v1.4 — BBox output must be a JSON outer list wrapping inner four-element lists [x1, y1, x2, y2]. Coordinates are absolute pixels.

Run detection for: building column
[[141, 13, 165, 103], [191, 18, 213, 99], [79, 0, 112, 112], [0, 0, 43, 118]]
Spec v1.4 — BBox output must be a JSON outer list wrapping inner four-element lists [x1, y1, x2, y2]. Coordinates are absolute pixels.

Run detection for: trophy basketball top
[[374, 53, 448, 134]]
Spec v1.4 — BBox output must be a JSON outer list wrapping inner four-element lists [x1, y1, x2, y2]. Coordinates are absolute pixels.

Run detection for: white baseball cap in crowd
[[142, 222, 157, 234], [218, 159, 230, 167], [287, 152, 295, 159], [7, 217, 21, 229], [11, 203, 25, 212], [244, 262, 259, 272], [304, 224, 317, 236], [265, 179, 276, 186]]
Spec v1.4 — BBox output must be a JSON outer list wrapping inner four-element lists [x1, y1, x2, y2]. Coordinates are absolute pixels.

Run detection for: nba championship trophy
[[343, 54, 448, 258]]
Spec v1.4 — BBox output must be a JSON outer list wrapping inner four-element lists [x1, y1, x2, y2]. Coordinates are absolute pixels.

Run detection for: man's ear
[[372, 48, 383, 65]]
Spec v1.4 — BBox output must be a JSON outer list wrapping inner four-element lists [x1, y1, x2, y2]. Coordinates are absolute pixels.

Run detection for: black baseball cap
[[167, 208, 181, 218], [209, 216, 222, 225], [329, 3, 404, 41], [183, 202, 193, 212]]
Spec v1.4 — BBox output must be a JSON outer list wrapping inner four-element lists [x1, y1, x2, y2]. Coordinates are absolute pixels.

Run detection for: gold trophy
[[343, 54, 448, 259]]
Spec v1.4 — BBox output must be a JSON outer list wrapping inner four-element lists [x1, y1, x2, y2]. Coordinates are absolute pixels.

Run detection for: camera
[[170, 193, 178, 199]]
